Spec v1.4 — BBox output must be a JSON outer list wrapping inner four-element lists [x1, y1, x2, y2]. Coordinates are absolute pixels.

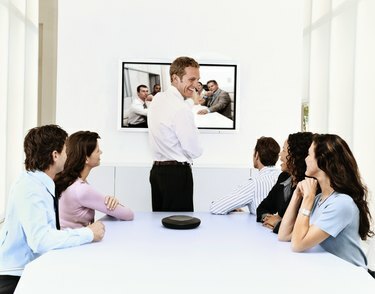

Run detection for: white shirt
[[127, 97, 148, 125], [148, 86, 203, 163], [210, 166, 281, 215]]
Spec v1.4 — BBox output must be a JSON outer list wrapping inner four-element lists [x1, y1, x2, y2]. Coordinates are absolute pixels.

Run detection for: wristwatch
[[299, 208, 311, 217]]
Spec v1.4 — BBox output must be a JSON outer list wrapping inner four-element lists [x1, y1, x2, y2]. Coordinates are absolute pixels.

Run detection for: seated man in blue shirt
[[0, 125, 105, 294]]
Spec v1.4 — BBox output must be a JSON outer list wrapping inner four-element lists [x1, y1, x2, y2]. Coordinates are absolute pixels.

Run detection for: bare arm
[[282, 178, 330, 251], [278, 184, 303, 241]]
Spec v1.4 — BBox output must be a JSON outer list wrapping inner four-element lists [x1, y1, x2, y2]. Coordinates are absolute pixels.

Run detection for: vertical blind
[[303, 0, 375, 227], [0, 0, 39, 221]]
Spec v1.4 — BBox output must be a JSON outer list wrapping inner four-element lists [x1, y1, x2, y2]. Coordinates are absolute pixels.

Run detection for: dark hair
[[55, 131, 100, 197], [206, 80, 218, 86], [255, 136, 280, 166], [286, 132, 313, 184], [24, 125, 68, 171], [169, 56, 199, 82], [313, 134, 373, 240], [137, 84, 148, 93]]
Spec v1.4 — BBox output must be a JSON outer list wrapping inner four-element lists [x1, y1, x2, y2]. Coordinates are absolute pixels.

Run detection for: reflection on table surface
[[192, 105, 233, 128], [15, 212, 374, 293]]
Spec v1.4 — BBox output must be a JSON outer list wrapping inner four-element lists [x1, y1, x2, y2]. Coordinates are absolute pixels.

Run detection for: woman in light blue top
[[279, 134, 374, 276]]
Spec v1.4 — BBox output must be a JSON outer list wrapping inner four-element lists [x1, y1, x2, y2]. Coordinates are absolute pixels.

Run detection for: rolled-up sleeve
[[174, 107, 203, 159]]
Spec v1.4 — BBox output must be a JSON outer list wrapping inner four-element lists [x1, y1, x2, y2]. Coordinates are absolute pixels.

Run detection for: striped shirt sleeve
[[210, 179, 256, 214], [210, 167, 281, 215]]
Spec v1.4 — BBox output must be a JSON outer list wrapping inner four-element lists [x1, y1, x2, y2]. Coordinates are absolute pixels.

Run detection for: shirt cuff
[[76, 227, 94, 243]]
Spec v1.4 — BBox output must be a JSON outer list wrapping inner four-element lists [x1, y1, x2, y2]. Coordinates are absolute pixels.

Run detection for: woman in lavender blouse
[[55, 131, 134, 229]]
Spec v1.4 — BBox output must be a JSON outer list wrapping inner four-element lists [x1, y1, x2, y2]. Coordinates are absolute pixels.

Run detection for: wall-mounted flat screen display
[[119, 60, 238, 131]]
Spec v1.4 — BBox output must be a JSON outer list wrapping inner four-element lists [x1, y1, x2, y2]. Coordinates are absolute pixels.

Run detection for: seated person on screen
[[197, 80, 232, 119], [210, 136, 281, 215], [256, 132, 313, 233], [195, 81, 207, 103], [151, 83, 161, 96], [278, 134, 374, 277], [0, 125, 104, 294], [55, 131, 134, 229], [127, 84, 151, 128]]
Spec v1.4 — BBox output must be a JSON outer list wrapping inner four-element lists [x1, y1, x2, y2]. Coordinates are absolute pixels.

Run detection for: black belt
[[154, 160, 190, 166]]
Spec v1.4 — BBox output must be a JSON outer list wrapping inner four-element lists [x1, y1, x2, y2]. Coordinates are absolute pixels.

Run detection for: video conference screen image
[[120, 61, 237, 131]]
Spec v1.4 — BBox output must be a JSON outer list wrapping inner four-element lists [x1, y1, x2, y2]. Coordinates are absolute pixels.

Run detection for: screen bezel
[[118, 59, 239, 133]]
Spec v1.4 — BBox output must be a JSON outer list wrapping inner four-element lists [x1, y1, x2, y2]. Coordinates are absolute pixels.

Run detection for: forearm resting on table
[[278, 196, 301, 241], [289, 198, 329, 252]]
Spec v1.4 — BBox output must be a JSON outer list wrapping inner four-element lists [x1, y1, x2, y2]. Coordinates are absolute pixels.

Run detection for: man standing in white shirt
[[127, 84, 150, 128], [210, 136, 281, 215], [148, 56, 203, 211]]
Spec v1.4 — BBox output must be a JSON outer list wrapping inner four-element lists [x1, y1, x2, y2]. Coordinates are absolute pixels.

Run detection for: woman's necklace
[[318, 189, 335, 206]]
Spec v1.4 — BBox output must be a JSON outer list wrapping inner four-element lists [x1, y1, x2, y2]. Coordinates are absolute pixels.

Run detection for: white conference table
[[15, 212, 374, 293], [192, 105, 233, 128]]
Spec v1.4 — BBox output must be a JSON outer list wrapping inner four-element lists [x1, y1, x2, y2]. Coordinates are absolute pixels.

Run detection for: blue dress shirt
[[0, 171, 93, 276]]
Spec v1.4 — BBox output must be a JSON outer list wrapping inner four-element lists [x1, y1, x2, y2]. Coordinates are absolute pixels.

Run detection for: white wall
[[56, 0, 303, 167]]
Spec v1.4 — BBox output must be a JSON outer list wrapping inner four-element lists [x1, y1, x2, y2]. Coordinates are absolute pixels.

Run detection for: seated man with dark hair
[[0, 125, 105, 294], [197, 80, 232, 119], [210, 136, 281, 215], [128, 84, 150, 128]]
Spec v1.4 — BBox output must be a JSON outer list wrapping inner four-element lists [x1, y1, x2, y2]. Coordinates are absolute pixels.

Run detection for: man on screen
[[197, 80, 232, 119], [127, 84, 151, 128]]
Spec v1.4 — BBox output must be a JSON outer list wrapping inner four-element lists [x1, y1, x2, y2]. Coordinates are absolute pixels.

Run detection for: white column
[[354, 0, 375, 262], [328, 1, 357, 144], [308, 22, 331, 133], [0, 1, 10, 220], [0, 0, 39, 220]]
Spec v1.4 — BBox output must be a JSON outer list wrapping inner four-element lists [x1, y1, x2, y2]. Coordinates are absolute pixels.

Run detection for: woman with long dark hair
[[256, 132, 313, 233], [279, 134, 373, 273], [55, 131, 134, 229]]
